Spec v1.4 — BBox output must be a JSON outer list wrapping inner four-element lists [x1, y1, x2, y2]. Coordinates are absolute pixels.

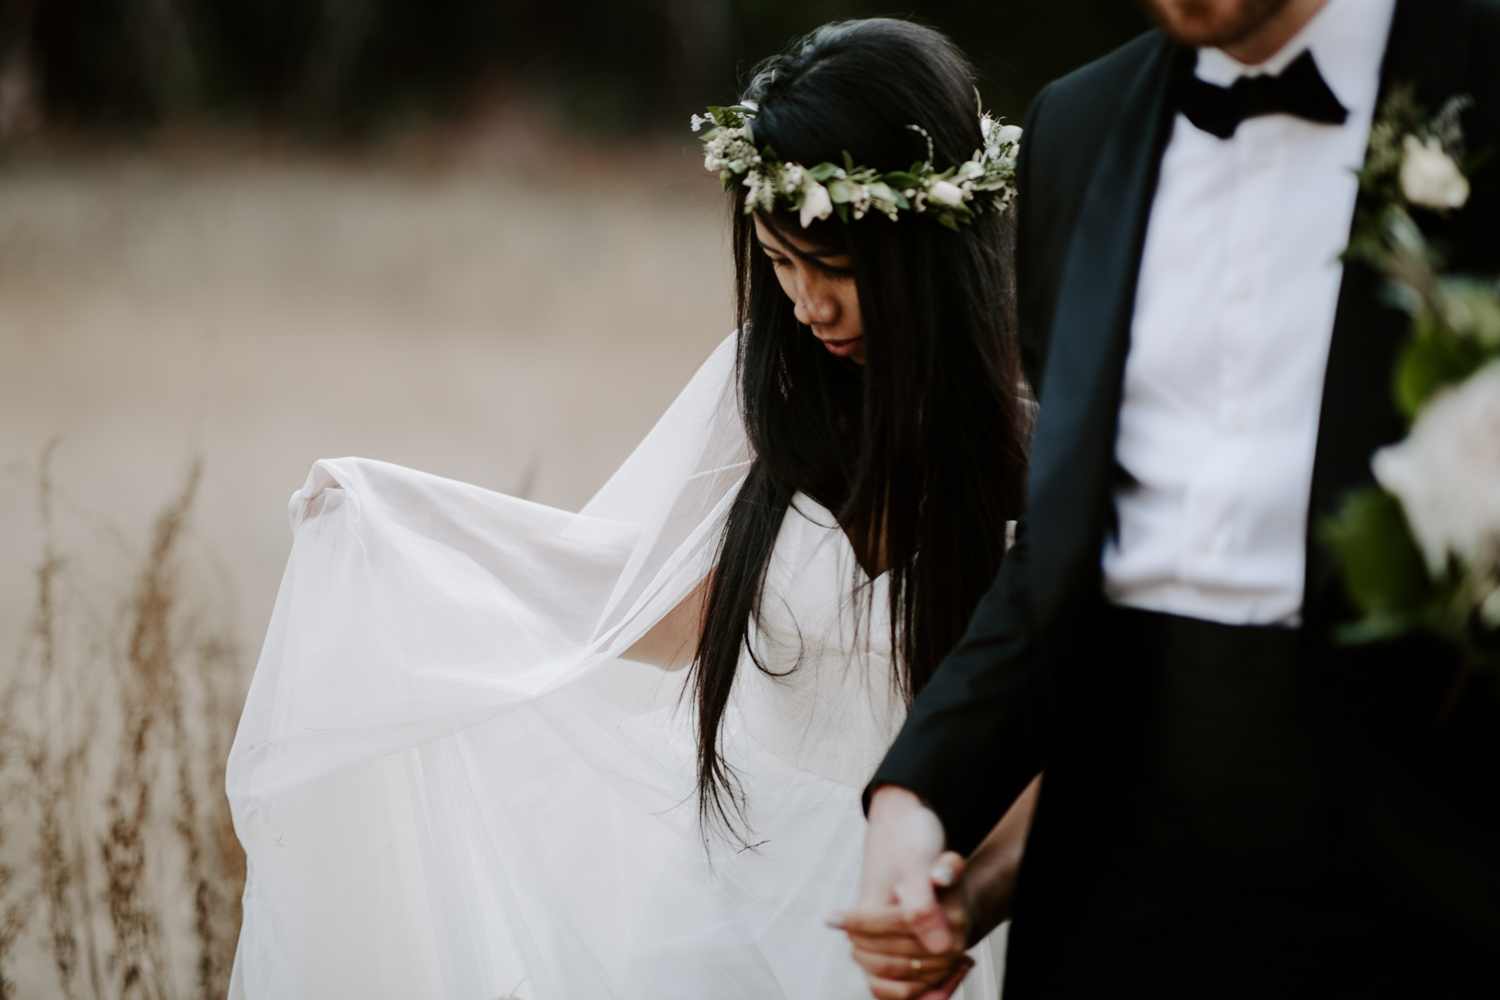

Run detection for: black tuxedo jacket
[[871, 0, 1500, 982]]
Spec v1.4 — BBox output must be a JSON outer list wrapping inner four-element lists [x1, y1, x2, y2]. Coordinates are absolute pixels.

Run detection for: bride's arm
[[622, 577, 710, 671]]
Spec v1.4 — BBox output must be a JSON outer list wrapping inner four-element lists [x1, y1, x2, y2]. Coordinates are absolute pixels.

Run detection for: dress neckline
[[787, 494, 891, 583]]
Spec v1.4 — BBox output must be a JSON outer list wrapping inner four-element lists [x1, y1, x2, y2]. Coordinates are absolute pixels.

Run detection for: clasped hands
[[830, 777, 1041, 1000]]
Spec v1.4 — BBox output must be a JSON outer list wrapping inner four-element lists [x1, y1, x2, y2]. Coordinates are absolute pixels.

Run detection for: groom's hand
[[855, 785, 953, 953]]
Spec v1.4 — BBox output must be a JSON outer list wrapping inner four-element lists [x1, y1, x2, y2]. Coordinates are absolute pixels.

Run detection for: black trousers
[[1014, 606, 1393, 999]]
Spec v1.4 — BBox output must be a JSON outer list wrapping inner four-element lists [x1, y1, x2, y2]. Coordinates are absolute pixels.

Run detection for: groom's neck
[[1144, 0, 1332, 66], [1221, 0, 1330, 65]]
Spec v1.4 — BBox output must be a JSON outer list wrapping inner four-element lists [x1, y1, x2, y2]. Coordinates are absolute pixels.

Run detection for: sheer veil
[[229, 334, 744, 814], [226, 335, 759, 997]]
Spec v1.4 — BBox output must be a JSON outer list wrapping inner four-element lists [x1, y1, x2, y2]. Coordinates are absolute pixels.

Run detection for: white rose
[[927, 180, 966, 207], [1372, 361, 1500, 575], [1400, 134, 1470, 210], [799, 180, 833, 228], [1483, 585, 1500, 630]]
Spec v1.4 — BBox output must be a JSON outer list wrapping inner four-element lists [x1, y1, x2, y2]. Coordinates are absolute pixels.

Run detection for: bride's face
[[753, 215, 865, 364]]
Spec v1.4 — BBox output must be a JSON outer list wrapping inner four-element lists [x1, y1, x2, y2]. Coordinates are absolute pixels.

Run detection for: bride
[[227, 18, 1030, 1000]]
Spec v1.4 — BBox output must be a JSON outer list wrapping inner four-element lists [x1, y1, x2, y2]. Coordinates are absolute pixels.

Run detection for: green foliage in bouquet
[[1321, 88, 1500, 669], [1321, 489, 1438, 642]]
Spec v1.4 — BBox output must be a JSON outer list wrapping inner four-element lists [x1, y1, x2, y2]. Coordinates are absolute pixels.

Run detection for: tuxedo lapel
[[1027, 38, 1179, 641], [1303, 0, 1477, 626]]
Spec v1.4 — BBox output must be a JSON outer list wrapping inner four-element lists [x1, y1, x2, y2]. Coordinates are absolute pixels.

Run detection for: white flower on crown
[[853, 183, 876, 220], [705, 127, 761, 175], [1372, 360, 1500, 575], [979, 114, 1022, 155], [799, 180, 833, 228], [743, 170, 776, 213], [953, 160, 983, 183], [927, 180, 967, 208], [781, 163, 807, 195], [1401, 134, 1470, 210]]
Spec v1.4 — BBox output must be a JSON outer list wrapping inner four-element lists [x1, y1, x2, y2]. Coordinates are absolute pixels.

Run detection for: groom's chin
[[1137, 0, 1295, 48]]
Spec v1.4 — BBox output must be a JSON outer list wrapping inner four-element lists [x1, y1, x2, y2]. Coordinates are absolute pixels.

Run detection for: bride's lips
[[817, 335, 863, 358]]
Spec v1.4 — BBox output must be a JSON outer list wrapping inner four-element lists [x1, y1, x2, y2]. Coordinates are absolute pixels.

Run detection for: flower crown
[[690, 100, 1021, 231]]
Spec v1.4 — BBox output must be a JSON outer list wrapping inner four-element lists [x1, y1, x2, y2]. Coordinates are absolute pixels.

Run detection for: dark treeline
[[0, 0, 1149, 138]]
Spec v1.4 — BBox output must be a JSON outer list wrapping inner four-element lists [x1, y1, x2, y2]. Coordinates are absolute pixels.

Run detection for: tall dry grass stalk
[[1, 446, 248, 999]]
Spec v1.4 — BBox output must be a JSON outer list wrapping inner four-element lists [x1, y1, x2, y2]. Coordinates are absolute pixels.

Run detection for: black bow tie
[[1172, 49, 1349, 139]]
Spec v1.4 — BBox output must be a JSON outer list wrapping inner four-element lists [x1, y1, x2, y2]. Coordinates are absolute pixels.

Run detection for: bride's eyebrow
[[762, 240, 846, 261], [755, 227, 849, 268]]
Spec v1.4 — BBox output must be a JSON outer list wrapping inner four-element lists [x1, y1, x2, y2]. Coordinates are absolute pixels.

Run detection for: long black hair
[[691, 18, 1030, 838]]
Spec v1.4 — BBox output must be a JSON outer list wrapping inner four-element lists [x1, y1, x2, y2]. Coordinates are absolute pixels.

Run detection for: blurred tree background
[[0, 0, 1150, 142]]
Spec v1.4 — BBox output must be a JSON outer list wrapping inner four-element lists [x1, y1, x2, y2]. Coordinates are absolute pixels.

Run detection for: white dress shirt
[[1102, 0, 1397, 625]]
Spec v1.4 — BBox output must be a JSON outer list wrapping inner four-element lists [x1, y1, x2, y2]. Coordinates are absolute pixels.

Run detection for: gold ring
[[911, 959, 922, 973]]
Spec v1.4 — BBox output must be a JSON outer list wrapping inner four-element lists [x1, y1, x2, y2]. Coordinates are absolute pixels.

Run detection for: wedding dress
[[226, 334, 1006, 999]]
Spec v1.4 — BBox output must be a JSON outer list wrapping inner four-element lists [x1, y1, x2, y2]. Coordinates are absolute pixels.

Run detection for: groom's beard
[[1137, 0, 1296, 48]]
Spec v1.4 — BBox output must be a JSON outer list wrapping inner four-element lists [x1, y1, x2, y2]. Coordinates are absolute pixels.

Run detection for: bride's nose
[[792, 279, 840, 327]]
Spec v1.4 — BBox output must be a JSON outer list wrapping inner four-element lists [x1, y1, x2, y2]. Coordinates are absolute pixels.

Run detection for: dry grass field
[[0, 137, 733, 997]]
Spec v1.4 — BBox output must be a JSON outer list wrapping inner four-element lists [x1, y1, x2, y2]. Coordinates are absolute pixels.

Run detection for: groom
[[853, 0, 1500, 996]]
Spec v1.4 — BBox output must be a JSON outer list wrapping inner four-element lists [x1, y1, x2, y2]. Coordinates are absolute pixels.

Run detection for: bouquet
[[1322, 88, 1500, 673]]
